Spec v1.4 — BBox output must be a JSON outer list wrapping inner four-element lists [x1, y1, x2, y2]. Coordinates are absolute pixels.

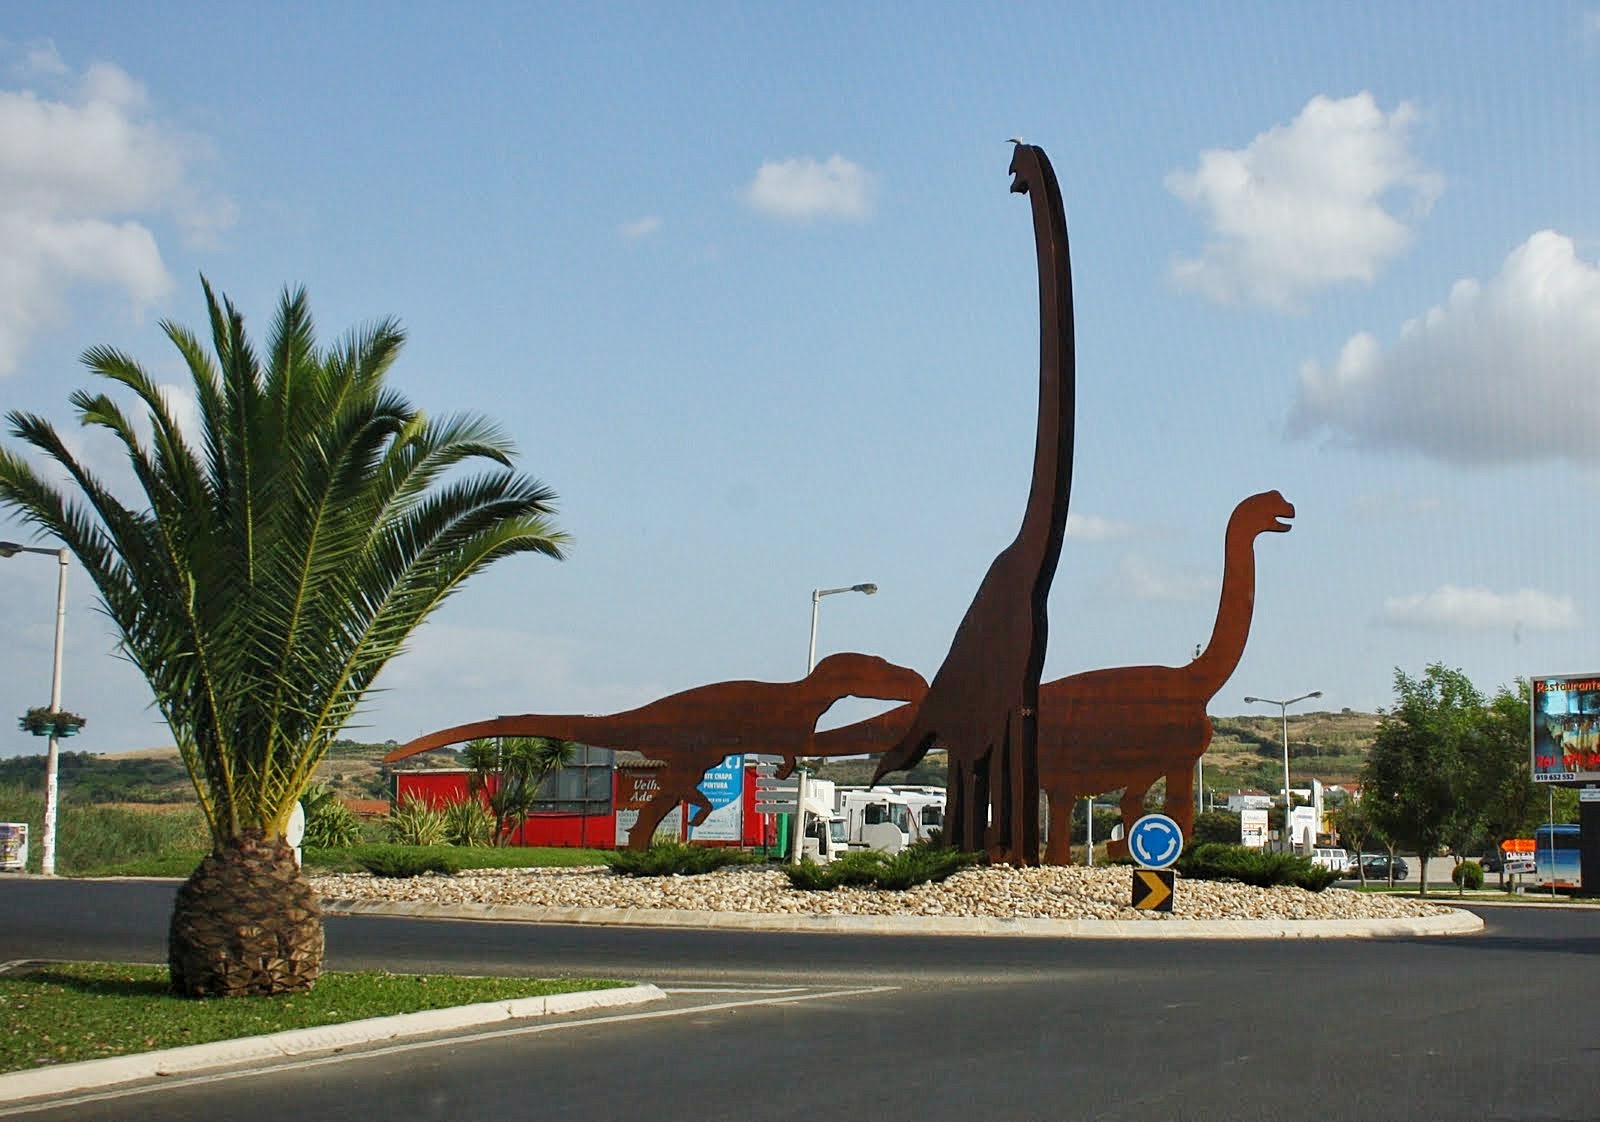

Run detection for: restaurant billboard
[[1530, 673, 1600, 783]]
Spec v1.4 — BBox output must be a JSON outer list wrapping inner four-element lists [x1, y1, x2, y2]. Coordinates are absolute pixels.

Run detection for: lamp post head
[[853, 583, 878, 595], [1243, 696, 1259, 704], [0, 542, 21, 558]]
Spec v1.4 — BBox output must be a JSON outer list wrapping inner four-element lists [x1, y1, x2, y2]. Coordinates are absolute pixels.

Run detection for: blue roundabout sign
[[1127, 813, 1184, 869]]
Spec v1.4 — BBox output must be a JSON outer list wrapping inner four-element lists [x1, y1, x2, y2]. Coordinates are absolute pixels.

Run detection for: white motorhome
[[834, 785, 946, 854]]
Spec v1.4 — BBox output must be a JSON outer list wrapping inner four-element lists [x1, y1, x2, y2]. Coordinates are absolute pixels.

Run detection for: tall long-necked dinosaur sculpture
[[870, 143, 1075, 863], [1036, 490, 1295, 862], [384, 652, 926, 849]]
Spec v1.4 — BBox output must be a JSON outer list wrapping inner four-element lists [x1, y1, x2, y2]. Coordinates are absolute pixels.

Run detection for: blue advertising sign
[[688, 754, 744, 842], [1127, 813, 1184, 869]]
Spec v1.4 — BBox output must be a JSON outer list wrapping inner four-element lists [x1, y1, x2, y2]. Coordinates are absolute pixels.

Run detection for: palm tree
[[462, 736, 577, 844], [0, 279, 567, 996]]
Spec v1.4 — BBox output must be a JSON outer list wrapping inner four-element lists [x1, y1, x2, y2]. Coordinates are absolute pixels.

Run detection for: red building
[[392, 750, 770, 848]]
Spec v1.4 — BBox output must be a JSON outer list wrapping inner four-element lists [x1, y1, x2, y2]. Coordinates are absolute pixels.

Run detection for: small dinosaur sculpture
[[870, 142, 1076, 863], [383, 652, 927, 849], [1036, 490, 1295, 863]]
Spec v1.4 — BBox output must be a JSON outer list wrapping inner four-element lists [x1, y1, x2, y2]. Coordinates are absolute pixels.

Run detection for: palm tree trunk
[[168, 830, 324, 997]]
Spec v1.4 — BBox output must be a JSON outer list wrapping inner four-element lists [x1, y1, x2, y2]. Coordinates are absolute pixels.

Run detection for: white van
[[1311, 848, 1352, 875]]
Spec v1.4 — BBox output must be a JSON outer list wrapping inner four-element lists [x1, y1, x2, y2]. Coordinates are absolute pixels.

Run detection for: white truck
[[792, 776, 849, 863], [834, 785, 946, 854]]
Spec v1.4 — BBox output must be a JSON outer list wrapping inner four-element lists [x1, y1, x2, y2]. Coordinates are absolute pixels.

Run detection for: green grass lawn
[[0, 962, 624, 1074]]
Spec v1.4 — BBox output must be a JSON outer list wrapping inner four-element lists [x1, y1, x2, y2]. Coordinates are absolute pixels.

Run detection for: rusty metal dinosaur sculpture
[[384, 652, 927, 849], [870, 142, 1075, 863], [1036, 490, 1295, 862]]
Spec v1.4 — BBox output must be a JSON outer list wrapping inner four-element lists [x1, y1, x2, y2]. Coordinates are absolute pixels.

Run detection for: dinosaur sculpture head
[[1234, 489, 1296, 535], [1009, 142, 1040, 195], [807, 652, 929, 704]]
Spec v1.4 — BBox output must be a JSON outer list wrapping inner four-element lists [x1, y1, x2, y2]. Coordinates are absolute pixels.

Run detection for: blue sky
[[3, 4, 1600, 760]]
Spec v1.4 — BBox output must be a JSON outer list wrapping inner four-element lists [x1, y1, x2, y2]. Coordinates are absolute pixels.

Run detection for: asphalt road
[[3, 878, 1598, 1122]]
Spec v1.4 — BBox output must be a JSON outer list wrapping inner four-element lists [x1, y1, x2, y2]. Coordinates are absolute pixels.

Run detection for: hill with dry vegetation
[[3, 709, 1381, 807]]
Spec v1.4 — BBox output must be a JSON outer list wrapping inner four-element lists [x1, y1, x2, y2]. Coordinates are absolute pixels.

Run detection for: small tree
[[1332, 798, 1385, 885], [1191, 809, 1243, 846], [1362, 665, 1483, 896], [462, 737, 575, 844]]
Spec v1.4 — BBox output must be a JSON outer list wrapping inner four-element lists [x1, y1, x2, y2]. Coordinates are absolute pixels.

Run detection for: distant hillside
[[2, 711, 1381, 807], [805, 708, 1378, 796]]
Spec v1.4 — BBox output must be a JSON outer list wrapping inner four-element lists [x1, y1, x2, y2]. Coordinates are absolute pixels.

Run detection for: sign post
[[1128, 812, 1183, 912]]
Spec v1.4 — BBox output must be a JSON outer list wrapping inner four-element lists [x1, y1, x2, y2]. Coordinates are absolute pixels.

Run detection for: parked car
[[1357, 853, 1410, 881], [1478, 849, 1503, 873]]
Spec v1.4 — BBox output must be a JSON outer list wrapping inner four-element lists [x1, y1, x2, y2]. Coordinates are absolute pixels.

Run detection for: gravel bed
[[311, 864, 1457, 923]]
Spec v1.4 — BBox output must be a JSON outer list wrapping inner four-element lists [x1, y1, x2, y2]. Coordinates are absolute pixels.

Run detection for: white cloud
[[0, 44, 234, 377], [1291, 230, 1600, 465], [1379, 585, 1579, 632], [1066, 513, 1140, 541], [1166, 92, 1440, 310], [742, 155, 875, 222], [1114, 553, 1214, 603], [619, 215, 662, 241]]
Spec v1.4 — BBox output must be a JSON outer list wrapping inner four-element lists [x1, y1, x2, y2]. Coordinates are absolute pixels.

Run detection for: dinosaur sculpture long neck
[[1014, 145, 1076, 627], [1187, 516, 1262, 698]]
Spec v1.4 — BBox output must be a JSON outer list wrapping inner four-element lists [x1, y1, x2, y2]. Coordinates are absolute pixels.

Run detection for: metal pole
[[1085, 796, 1093, 867], [1550, 786, 1557, 901], [1194, 645, 1204, 820], [1281, 704, 1291, 854], [790, 769, 809, 865], [807, 590, 821, 674], [39, 549, 67, 876]]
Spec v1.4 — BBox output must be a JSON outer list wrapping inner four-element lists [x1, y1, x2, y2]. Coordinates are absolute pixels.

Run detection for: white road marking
[[0, 985, 899, 1117]]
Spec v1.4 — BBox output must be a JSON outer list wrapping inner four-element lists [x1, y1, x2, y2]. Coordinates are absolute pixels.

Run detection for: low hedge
[[357, 849, 460, 877], [604, 841, 764, 877], [1451, 859, 1485, 889], [1175, 842, 1341, 892], [783, 843, 984, 891]]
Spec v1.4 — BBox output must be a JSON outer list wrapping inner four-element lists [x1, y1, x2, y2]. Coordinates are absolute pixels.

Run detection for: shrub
[[1176, 842, 1340, 892], [384, 794, 448, 847], [604, 841, 763, 877], [300, 783, 362, 848], [1452, 860, 1485, 890], [443, 798, 494, 847], [1190, 810, 1244, 846], [782, 842, 984, 891], [357, 848, 458, 877]]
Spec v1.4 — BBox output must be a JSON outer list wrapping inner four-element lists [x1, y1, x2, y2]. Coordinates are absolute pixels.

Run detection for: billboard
[[1530, 673, 1600, 783], [687, 754, 745, 842]]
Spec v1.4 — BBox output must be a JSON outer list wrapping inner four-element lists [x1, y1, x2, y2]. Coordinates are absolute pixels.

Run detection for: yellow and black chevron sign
[[1132, 868, 1174, 911]]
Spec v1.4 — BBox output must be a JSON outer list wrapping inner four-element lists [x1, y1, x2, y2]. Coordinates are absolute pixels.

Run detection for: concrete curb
[[319, 897, 1485, 939], [0, 982, 664, 1105]]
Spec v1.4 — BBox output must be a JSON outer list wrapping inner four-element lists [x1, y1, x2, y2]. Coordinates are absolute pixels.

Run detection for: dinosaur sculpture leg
[[1162, 767, 1196, 842], [971, 748, 993, 856], [686, 787, 715, 828], [1041, 787, 1075, 866], [626, 790, 683, 850], [1007, 706, 1040, 864]]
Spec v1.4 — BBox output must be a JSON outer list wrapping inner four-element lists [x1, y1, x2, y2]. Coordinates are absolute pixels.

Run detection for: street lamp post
[[807, 583, 877, 673], [1, 541, 69, 876], [1243, 690, 1322, 854]]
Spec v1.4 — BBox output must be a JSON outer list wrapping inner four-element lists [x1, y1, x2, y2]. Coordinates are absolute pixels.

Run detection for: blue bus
[[1534, 824, 1582, 890]]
